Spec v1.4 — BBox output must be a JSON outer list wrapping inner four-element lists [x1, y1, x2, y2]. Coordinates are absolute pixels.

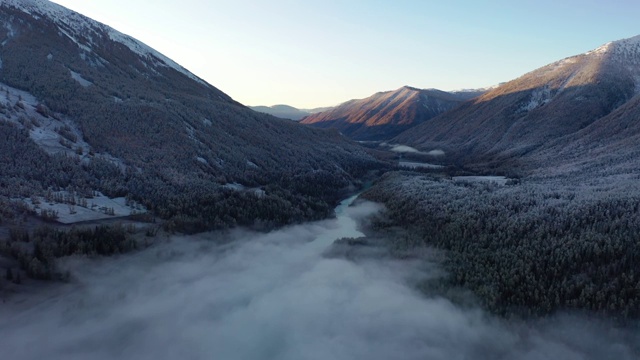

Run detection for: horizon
[[50, 0, 640, 108]]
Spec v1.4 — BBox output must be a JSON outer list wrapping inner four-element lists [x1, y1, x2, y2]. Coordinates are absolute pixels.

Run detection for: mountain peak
[[613, 34, 640, 46], [585, 34, 640, 57], [395, 33, 640, 164], [2, 0, 208, 86], [401, 85, 421, 92], [0, 0, 379, 232], [301, 87, 480, 140]]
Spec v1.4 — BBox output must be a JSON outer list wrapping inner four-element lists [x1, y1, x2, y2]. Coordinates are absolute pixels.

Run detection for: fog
[[0, 197, 638, 360]]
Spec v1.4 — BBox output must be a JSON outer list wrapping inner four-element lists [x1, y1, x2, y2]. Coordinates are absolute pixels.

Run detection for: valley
[[1, 196, 638, 360], [0, 0, 639, 359]]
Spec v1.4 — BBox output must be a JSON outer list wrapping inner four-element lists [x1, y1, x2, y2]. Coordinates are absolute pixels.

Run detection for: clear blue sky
[[51, 0, 639, 108]]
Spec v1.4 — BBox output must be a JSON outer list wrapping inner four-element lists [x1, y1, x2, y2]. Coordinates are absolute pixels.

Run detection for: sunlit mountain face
[[301, 86, 483, 141], [395, 36, 640, 173]]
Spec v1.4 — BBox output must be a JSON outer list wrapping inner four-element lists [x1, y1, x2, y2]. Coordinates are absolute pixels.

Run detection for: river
[[0, 197, 638, 359]]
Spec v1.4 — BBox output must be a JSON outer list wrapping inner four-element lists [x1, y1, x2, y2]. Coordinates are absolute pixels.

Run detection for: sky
[[50, 0, 640, 108]]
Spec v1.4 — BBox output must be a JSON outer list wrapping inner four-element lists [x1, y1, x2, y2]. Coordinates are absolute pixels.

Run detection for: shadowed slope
[[0, 0, 381, 232]]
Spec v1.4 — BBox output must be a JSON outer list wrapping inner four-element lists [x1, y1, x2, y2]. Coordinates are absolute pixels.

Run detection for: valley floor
[[0, 196, 638, 360]]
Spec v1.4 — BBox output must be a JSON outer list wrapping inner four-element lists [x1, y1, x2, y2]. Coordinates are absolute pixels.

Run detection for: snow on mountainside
[[2, 0, 208, 86], [0, 0, 380, 233], [394, 34, 640, 170], [604, 35, 640, 94]]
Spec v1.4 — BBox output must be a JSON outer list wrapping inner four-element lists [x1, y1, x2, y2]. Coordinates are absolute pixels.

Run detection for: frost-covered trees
[[363, 172, 640, 319]]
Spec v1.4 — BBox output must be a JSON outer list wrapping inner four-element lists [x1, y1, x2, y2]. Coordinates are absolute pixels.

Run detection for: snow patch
[[453, 176, 509, 186], [251, 188, 266, 198], [106, 31, 208, 86], [196, 156, 208, 164], [0, 80, 127, 169], [222, 183, 265, 197], [23, 191, 146, 224], [520, 86, 552, 112], [185, 124, 196, 138], [69, 69, 92, 87], [1, 21, 16, 46], [223, 183, 246, 191], [586, 42, 612, 56], [399, 161, 443, 169], [3, 0, 208, 86]]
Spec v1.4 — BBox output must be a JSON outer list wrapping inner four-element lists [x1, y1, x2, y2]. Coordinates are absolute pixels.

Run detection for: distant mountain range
[[0, 0, 380, 232], [394, 35, 640, 172], [249, 105, 331, 121], [300, 86, 484, 140]]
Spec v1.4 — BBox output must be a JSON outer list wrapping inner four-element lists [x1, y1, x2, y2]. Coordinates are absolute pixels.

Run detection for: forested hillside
[[0, 1, 382, 233], [363, 172, 640, 319]]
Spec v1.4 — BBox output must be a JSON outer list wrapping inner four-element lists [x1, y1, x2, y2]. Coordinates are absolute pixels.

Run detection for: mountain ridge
[[0, 0, 381, 233], [393, 34, 640, 171], [300, 86, 483, 140], [250, 104, 313, 121], [3, 0, 210, 87]]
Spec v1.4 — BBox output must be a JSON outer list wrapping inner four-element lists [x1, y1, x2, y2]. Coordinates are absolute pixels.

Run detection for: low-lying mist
[[0, 200, 638, 360]]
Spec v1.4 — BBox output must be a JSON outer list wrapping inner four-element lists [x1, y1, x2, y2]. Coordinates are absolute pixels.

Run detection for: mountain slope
[[395, 36, 640, 168], [300, 86, 481, 141], [250, 105, 311, 121], [0, 0, 381, 232]]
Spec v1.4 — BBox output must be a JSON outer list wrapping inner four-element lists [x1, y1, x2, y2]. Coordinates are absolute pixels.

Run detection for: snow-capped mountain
[[3, 0, 207, 86], [300, 86, 482, 141], [395, 35, 640, 170], [597, 35, 640, 94], [0, 0, 379, 232]]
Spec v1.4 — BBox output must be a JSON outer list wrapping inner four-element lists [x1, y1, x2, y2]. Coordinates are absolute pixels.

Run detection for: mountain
[[250, 105, 311, 121], [300, 86, 483, 141], [0, 0, 381, 233], [395, 36, 640, 170], [250, 105, 334, 121]]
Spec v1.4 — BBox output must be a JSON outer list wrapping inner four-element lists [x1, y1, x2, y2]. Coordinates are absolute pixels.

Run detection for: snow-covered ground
[[69, 69, 93, 87], [0, 81, 86, 156], [0, 81, 127, 169], [399, 161, 443, 169], [453, 176, 509, 185], [3, 0, 208, 86], [23, 192, 146, 224], [223, 183, 266, 197]]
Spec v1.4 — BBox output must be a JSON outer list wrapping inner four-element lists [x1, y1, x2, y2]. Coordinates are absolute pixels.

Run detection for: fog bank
[[0, 198, 638, 360]]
